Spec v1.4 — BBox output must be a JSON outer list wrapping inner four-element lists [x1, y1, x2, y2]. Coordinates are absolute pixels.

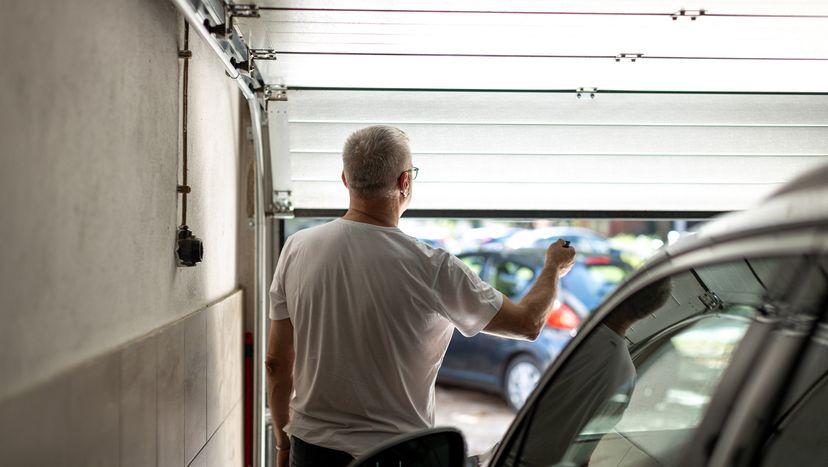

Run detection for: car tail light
[[585, 256, 611, 265], [546, 301, 581, 330]]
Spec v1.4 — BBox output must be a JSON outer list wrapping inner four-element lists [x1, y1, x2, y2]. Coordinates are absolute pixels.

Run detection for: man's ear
[[341, 171, 348, 187], [398, 171, 410, 194]]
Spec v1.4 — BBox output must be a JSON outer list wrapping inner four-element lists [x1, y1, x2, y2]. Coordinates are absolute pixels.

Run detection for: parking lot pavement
[[435, 385, 516, 456]]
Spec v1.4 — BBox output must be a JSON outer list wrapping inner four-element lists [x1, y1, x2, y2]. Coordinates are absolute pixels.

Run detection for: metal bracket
[[615, 53, 643, 63], [698, 291, 724, 310], [271, 190, 295, 219], [672, 9, 707, 20], [251, 49, 279, 60], [576, 87, 598, 99], [233, 68, 265, 93], [215, 26, 249, 70], [229, 3, 260, 18], [195, 0, 226, 34], [265, 85, 288, 102]]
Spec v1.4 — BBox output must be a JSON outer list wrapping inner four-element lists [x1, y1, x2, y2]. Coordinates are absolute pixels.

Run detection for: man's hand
[[546, 239, 576, 277], [484, 239, 577, 340]]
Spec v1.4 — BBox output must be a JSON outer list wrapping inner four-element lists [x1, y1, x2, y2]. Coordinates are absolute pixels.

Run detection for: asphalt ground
[[434, 385, 516, 456]]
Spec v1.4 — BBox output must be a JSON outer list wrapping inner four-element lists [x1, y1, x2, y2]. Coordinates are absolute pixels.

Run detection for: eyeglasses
[[400, 167, 419, 181]]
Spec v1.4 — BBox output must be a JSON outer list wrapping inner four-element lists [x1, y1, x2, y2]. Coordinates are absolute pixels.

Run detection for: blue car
[[437, 248, 630, 410]]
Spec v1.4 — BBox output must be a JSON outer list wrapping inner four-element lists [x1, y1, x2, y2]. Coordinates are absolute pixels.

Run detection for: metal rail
[[169, 0, 240, 79], [240, 82, 268, 467]]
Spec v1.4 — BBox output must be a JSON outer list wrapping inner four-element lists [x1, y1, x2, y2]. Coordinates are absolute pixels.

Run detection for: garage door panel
[[280, 90, 828, 211], [288, 92, 828, 126], [292, 153, 825, 185], [291, 123, 828, 155], [292, 181, 779, 211], [251, 0, 828, 17], [255, 15, 828, 59], [258, 55, 828, 92]]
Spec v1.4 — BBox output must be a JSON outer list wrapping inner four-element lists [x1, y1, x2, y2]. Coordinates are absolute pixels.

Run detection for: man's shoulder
[[288, 220, 342, 242]]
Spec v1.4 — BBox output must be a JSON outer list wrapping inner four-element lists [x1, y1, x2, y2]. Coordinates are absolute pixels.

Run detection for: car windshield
[[498, 255, 805, 467]]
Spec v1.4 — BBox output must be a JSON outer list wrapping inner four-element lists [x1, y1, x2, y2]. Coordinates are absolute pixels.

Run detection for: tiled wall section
[[0, 290, 244, 467]]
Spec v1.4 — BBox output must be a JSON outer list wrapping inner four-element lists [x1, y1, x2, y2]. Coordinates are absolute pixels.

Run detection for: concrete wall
[[0, 0, 245, 465], [0, 292, 243, 467]]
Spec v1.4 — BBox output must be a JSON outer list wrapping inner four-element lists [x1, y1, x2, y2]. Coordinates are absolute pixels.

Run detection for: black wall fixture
[[176, 22, 203, 267]]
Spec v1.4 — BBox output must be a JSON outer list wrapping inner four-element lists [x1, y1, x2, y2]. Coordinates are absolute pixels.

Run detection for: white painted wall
[[0, 0, 241, 401]]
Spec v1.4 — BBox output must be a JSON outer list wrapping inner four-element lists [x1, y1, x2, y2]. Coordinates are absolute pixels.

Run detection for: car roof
[[499, 248, 547, 267], [601, 162, 828, 345], [656, 163, 828, 261], [769, 162, 828, 199]]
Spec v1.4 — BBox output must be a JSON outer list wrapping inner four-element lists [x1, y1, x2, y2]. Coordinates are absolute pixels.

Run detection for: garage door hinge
[[251, 49, 279, 60], [229, 3, 260, 18], [672, 9, 706, 21], [698, 291, 723, 310], [265, 85, 288, 102], [270, 191, 295, 219], [576, 87, 598, 99], [615, 53, 643, 63]]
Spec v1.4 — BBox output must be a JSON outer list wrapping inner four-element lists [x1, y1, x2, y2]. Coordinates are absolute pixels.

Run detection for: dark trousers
[[290, 436, 354, 467]]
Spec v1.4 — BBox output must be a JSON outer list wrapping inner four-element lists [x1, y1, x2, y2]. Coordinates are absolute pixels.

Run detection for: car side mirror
[[348, 427, 466, 467]]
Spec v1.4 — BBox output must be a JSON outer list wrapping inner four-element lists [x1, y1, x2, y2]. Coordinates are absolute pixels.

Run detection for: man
[[266, 125, 576, 467]]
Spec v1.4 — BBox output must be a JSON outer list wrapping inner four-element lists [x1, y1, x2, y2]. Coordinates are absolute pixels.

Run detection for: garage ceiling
[[232, 0, 828, 214]]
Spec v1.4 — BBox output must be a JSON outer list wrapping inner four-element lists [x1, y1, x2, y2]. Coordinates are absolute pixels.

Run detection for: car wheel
[[503, 354, 541, 411]]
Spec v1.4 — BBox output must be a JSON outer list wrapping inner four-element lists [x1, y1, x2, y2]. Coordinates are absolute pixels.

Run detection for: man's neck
[[343, 197, 401, 227]]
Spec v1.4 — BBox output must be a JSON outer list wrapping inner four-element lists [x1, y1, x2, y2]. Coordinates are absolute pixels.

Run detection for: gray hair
[[342, 126, 411, 198]]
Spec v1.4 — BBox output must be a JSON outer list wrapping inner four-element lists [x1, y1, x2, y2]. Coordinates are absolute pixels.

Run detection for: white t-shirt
[[269, 218, 503, 456]]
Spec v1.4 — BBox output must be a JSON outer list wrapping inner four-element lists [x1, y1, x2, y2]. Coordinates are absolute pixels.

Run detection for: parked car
[[499, 227, 615, 254], [438, 249, 632, 410], [457, 226, 521, 253], [352, 164, 828, 467]]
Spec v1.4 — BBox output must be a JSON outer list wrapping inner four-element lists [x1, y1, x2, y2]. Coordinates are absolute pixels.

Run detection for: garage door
[[237, 0, 828, 214]]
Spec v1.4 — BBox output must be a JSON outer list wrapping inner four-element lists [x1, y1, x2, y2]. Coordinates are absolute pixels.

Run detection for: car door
[[694, 253, 828, 467], [490, 252, 813, 467], [753, 302, 828, 467]]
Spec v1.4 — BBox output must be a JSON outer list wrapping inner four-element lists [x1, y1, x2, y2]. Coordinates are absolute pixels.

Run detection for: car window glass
[[585, 263, 627, 287], [560, 265, 609, 311], [497, 256, 796, 467], [494, 261, 536, 301], [615, 313, 752, 432], [459, 255, 487, 277]]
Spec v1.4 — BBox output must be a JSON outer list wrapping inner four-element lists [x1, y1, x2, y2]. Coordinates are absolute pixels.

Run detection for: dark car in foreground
[[438, 249, 631, 410], [353, 164, 828, 467]]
